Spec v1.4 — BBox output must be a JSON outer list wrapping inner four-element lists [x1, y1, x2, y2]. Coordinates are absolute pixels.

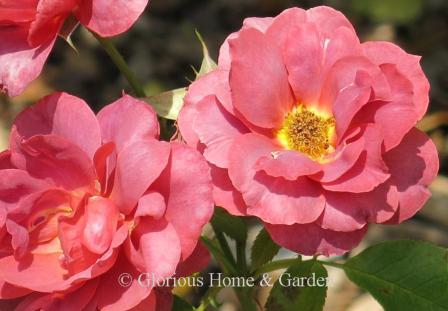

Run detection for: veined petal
[[0, 27, 55, 97]]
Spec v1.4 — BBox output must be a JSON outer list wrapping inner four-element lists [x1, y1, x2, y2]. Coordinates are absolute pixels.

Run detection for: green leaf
[[172, 295, 194, 311], [250, 228, 280, 271], [200, 236, 237, 275], [195, 30, 217, 79], [344, 240, 448, 311], [145, 87, 187, 120], [266, 260, 328, 311], [211, 207, 247, 242]]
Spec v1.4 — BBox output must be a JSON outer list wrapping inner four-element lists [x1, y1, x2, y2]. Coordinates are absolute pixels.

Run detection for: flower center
[[277, 105, 336, 160]]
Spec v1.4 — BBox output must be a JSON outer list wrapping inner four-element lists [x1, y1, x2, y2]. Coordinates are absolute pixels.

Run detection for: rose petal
[[228, 133, 325, 225], [151, 142, 213, 260], [0, 1, 37, 24], [229, 27, 294, 128], [48, 279, 99, 311], [358, 181, 399, 223], [28, 0, 77, 46], [10, 135, 96, 192], [193, 95, 248, 168], [362, 41, 429, 120], [352, 64, 418, 151], [175, 241, 210, 278], [93, 142, 117, 196], [283, 22, 323, 104], [58, 200, 99, 273], [265, 7, 307, 53], [322, 125, 390, 193], [210, 164, 247, 216], [312, 128, 365, 183], [6, 220, 29, 258], [184, 69, 233, 116], [82, 196, 119, 255], [0, 150, 13, 169], [15, 292, 54, 311], [0, 253, 69, 292], [384, 128, 439, 223], [16, 279, 99, 311], [97, 95, 159, 153], [177, 101, 200, 147], [151, 288, 173, 311], [0, 278, 31, 300], [128, 291, 157, 311], [0, 169, 49, 212], [255, 150, 322, 181], [135, 192, 166, 219], [97, 254, 151, 311], [110, 139, 170, 215], [3, 225, 127, 293], [317, 192, 367, 232], [76, 0, 148, 37], [11, 92, 101, 159], [306, 6, 355, 37], [266, 222, 367, 256], [246, 172, 325, 225], [0, 26, 55, 97], [322, 26, 361, 71], [130, 217, 181, 282], [319, 56, 388, 135], [219, 16, 275, 70]]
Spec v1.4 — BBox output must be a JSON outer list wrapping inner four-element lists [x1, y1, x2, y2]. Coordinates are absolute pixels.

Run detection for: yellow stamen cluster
[[277, 105, 335, 160]]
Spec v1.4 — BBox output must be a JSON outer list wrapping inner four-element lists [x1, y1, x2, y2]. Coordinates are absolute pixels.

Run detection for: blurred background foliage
[[0, 1, 447, 310]]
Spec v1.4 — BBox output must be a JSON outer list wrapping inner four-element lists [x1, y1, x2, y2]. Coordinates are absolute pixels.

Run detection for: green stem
[[209, 223, 254, 309], [253, 258, 300, 277], [236, 239, 248, 275], [195, 286, 222, 311], [92, 32, 146, 97], [200, 237, 237, 276], [211, 224, 237, 271], [316, 259, 345, 269]]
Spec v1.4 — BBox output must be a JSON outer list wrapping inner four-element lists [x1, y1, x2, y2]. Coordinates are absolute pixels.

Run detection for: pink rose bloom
[[0, 93, 213, 310], [178, 6, 439, 256], [0, 0, 148, 96]]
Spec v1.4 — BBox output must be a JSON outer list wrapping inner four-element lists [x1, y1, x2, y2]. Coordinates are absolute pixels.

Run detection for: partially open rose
[[0, 0, 148, 96], [0, 92, 213, 310], [179, 6, 439, 256]]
